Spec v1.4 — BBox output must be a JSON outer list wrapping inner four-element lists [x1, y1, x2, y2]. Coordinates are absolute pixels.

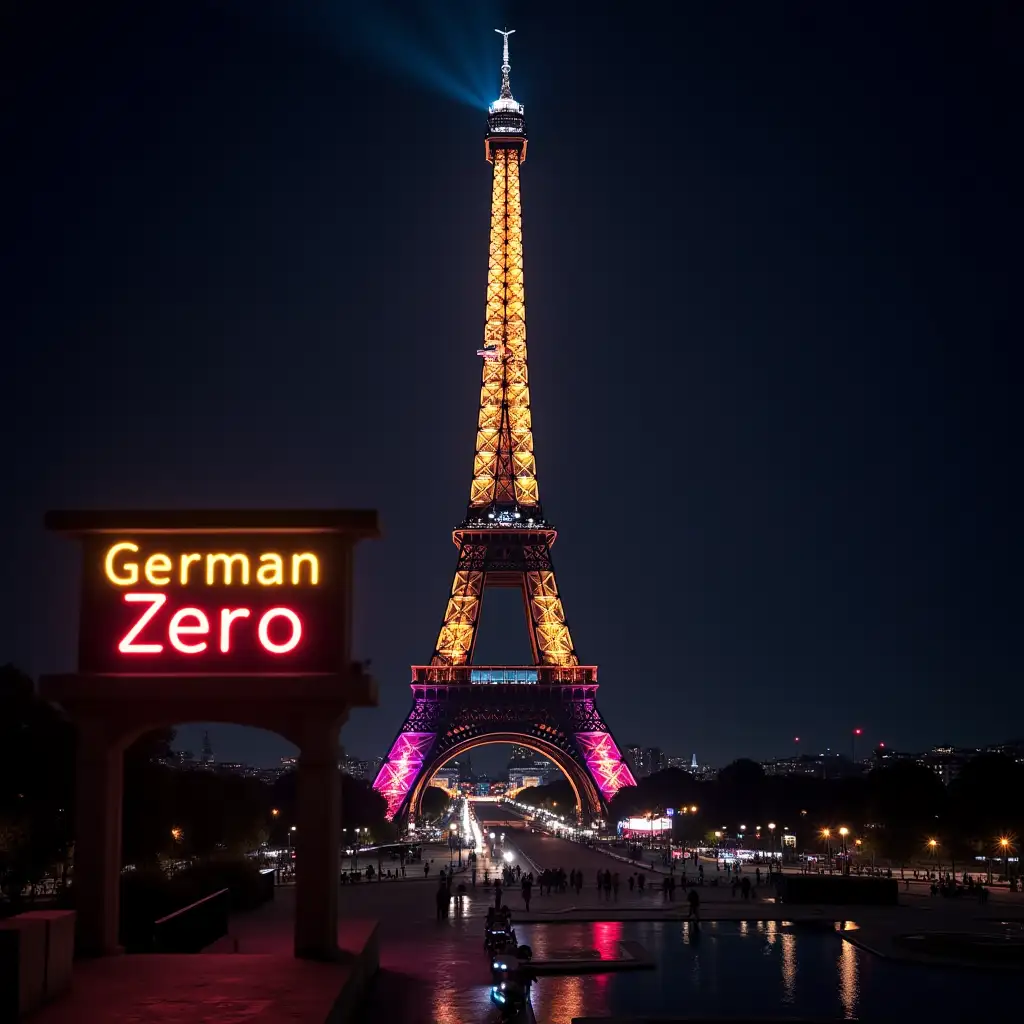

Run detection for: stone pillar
[[72, 721, 123, 956], [294, 719, 342, 959]]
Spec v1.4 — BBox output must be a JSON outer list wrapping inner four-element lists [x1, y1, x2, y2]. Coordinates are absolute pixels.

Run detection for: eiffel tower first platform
[[373, 31, 636, 825]]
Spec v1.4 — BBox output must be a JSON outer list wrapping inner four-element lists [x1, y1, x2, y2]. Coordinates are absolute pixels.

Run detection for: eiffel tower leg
[[371, 682, 452, 821], [567, 699, 637, 807], [372, 711, 439, 823], [431, 542, 487, 665]]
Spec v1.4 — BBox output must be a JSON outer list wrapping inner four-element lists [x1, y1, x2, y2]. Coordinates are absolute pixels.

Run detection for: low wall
[[153, 889, 230, 953], [775, 874, 899, 906], [0, 909, 76, 1017]]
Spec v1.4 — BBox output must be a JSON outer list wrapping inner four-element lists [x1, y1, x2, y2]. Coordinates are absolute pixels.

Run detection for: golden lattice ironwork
[[430, 108, 578, 668], [470, 148, 538, 510]]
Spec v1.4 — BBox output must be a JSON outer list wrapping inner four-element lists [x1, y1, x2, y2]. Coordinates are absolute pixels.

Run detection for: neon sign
[[103, 542, 320, 587], [77, 534, 345, 675]]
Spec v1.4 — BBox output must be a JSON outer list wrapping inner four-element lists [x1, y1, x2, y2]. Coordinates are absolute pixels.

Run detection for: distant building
[[201, 731, 214, 767], [761, 752, 864, 780], [454, 753, 475, 783], [872, 744, 980, 786], [164, 749, 196, 769], [625, 746, 666, 778], [507, 745, 554, 785], [431, 766, 460, 795], [984, 739, 1024, 764], [508, 772, 545, 796], [339, 754, 380, 780], [625, 745, 650, 777]]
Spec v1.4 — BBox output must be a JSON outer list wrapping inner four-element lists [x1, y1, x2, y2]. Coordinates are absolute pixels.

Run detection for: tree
[[867, 761, 948, 863], [949, 754, 1024, 850], [0, 664, 75, 902], [341, 774, 389, 828], [420, 786, 449, 821], [122, 729, 177, 866], [515, 780, 575, 812]]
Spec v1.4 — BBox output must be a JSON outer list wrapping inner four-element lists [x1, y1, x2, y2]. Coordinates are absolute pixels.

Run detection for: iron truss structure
[[373, 34, 636, 823]]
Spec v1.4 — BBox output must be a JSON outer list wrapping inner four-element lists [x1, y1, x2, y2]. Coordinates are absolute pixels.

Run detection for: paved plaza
[[264, 805, 1024, 1019], [24, 806, 1024, 1023]]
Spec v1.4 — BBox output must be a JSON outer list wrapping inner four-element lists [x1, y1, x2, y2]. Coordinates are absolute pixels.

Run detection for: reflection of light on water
[[739, 919, 749, 935], [781, 932, 796, 1003], [591, 922, 623, 994], [838, 938, 859, 1018], [526, 925, 549, 958], [592, 921, 623, 958], [533, 973, 584, 1024]]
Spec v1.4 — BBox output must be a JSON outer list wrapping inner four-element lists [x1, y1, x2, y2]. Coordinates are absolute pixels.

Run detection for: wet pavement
[[207, 802, 1024, 1022]]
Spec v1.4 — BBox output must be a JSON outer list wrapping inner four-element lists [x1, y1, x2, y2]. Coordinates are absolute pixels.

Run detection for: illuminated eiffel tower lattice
[[373, 31, 636, 823]]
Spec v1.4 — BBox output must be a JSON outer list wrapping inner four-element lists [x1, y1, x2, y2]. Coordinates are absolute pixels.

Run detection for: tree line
[[518, 753, 1024, 865]]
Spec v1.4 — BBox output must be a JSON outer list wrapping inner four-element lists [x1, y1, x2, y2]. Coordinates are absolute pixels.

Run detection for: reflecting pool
[[363, 918, 1020, 1023], [512, 920, 1017, 1022]]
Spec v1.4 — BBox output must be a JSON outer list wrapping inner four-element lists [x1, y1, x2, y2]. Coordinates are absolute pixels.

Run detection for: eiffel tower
[[373, 31, 636, 824]]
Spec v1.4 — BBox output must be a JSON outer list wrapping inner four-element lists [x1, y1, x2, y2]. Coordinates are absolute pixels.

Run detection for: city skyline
[[5, 3, 1018, 771]]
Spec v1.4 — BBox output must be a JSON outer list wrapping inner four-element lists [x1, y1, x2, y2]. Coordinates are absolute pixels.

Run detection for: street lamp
[[998, 836, 1013, 881], [288, 825, 297, 853], [768, 822, 776, 856]]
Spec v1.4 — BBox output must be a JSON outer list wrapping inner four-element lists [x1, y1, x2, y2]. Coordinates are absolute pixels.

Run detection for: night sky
[[4, 1, 1020, 773]]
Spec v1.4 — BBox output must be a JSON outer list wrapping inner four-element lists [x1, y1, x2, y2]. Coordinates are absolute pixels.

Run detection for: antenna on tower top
[[495, 27, 515, 97]]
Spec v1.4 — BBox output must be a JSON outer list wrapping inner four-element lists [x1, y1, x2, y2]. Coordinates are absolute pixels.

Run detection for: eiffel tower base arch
[[373, 667, 635, 826]]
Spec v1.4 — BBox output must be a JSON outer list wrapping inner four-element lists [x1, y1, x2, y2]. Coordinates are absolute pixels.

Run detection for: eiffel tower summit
[[373, 30, 637, 825]]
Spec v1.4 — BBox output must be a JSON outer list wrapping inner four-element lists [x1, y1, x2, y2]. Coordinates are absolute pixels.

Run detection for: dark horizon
[[4, 1, 1019, 771]]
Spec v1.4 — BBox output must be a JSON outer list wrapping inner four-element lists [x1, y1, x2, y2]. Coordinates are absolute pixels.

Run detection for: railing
[[152, 888, 230, 952]]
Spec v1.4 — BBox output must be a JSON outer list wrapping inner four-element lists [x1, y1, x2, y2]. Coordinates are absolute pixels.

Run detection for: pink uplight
[[575, 732, 637, 801], [372, 732, 436, 819]]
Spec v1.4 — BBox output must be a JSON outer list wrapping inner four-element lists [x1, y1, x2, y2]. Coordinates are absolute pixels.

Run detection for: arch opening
[[408, 731, 602, 823]]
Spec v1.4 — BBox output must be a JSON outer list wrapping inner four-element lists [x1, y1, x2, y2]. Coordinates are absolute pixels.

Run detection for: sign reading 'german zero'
[[78, 535, 345, 674]]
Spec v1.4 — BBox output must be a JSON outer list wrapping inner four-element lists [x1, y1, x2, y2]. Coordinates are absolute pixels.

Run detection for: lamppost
[[851, 727, 862, 763], [998, 836, 1013, 882], [820, 828, 832, 869], [927, 838, 938, 877], [768, 822, 776, 858]]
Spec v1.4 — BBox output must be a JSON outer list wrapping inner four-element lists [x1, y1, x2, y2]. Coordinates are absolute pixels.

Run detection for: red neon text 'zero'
[[118, 593, 303, 656]]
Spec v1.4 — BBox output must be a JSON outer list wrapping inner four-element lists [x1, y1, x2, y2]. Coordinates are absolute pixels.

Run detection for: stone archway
[[407, 731, 603, 822], [42, 674, 374, 959], [39, 507, 380, 961]]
